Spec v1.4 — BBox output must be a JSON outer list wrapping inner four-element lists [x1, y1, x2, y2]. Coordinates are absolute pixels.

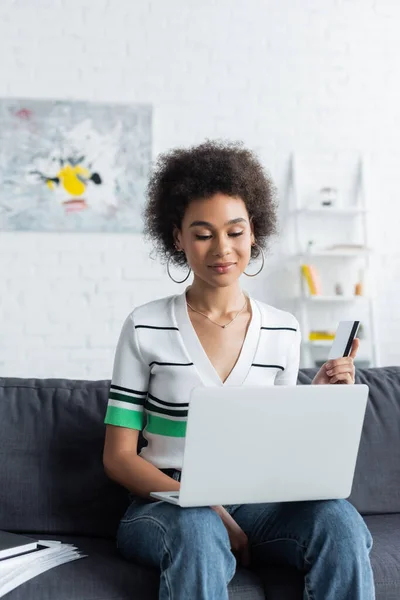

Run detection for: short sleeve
[[104, 313, 150, 430], [275, 324, 301, 386]]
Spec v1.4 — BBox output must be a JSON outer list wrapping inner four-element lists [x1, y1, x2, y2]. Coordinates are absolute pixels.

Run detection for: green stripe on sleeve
[[146, 414, 187, 438], [109, 391, 145, 405], [104, 406, 144, 430]]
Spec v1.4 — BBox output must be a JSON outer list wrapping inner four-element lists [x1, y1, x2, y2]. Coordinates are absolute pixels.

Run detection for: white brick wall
[[1, 0, 400, 378]]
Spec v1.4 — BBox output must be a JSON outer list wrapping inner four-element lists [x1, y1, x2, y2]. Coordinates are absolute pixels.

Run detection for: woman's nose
[[212, 235, 231, 257]]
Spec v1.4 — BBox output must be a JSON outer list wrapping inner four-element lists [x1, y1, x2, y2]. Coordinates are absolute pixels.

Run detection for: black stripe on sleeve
[[146, 403, 188, 418], [135, 325, 179, 331], [261, 327, 297, 332], [252, 364, 285, 371], [147, 392, 189, 408], [110, 384, 147, 396]]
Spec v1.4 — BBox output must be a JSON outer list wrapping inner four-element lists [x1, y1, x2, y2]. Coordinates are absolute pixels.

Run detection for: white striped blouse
[[104, 291, 301, 470]]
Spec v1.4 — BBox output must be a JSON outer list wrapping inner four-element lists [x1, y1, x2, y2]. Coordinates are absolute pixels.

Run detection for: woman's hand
[[212, 505, 251, 567], [224, 518, 251, 567], [312, 338, 359, 385]]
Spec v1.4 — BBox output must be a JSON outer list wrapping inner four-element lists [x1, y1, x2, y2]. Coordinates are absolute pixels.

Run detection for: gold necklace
[[186, 293, 248, 329]]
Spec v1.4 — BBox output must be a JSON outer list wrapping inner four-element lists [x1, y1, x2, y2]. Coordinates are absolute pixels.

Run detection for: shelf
[[292, 207, 367, 216], [295, 249, 370, 258], [299, 295, 366, 303], [303, 340, 332, 347]]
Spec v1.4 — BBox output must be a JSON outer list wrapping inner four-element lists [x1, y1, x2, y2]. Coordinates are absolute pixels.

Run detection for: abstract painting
[[0, 99, 152, 231]]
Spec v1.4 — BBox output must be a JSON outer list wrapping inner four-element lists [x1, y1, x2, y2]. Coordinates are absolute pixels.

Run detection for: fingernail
[[327, 370, 333, 376], [326, 362, 332, 369]]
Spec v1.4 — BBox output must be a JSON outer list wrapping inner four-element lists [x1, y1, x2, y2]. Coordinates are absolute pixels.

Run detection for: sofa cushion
[[365, 514, 400, 600], [299, 367, 400, 515], [3, 534, 265, 600]]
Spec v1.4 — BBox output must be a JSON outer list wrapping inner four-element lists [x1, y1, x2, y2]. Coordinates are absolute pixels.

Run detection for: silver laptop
[[150, 384, 369, 507]]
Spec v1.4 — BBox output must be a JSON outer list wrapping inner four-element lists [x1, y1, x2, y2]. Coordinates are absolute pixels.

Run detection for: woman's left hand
[[312, 338, 359, 385]]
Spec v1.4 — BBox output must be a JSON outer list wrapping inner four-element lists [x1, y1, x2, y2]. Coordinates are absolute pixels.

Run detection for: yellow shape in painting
[[57, 164, 91, 196], [47, 180, 55, 190]]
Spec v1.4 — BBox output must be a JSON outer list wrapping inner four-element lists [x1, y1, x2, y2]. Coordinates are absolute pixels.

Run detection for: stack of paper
[[0, 539, 86, 597]]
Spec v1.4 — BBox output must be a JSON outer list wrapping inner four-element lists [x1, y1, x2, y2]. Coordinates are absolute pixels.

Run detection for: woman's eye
[[195, 231, 243, 240]]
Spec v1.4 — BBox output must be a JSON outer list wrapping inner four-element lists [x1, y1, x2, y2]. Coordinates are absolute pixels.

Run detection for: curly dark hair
[[144, 140, 278, 266]]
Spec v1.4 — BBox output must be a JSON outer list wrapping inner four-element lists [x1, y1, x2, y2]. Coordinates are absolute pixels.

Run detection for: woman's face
[[175, 193, 255, 287]]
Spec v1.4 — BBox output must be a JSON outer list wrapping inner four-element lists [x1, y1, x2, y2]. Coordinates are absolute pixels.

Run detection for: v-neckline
[[173, 290, 261, 387]]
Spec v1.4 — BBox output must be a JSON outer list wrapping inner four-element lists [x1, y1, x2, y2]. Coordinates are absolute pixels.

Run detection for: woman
[[103, 141, 374, 600]]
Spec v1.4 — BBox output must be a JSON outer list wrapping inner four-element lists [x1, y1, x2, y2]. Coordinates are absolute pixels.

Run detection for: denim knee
[[311, 500, 372, 553], [168, 506, 236, 578], [170, 506, 231, 549]]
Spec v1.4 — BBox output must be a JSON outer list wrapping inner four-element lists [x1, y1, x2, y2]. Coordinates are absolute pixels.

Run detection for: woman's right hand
[[212, 505, 251, 567], [225, 518, 251, 567]]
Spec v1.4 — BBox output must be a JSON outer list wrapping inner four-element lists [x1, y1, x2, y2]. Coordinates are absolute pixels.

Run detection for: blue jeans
[[117, 495, 374, 600]]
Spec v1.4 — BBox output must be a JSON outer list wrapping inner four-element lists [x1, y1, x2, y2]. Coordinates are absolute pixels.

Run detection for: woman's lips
[[209, 263, 236, 274]]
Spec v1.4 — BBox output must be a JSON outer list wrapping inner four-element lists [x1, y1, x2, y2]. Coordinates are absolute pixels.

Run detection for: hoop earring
[[244, 244, 265, 277], [167, 253, 191, 284]]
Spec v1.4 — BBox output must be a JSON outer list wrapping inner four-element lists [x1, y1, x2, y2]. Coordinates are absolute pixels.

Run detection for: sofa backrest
[[0, 367, 399, 537], [0, 378, 128, 538], [298, 366, 400, 514]]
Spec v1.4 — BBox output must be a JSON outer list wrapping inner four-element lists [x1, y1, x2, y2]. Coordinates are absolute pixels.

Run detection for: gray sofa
[[0, 367, 399, 600]]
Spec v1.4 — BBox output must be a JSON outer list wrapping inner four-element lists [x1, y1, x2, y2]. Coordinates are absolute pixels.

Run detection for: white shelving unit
[[300, 295, 365, 303], [295, 249, 370, 258], [293, 207, 368, 215], [287, 153, 380, 369]]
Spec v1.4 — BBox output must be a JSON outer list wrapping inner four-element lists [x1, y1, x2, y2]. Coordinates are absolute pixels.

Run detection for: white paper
[[0, 540, 86, 597]]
